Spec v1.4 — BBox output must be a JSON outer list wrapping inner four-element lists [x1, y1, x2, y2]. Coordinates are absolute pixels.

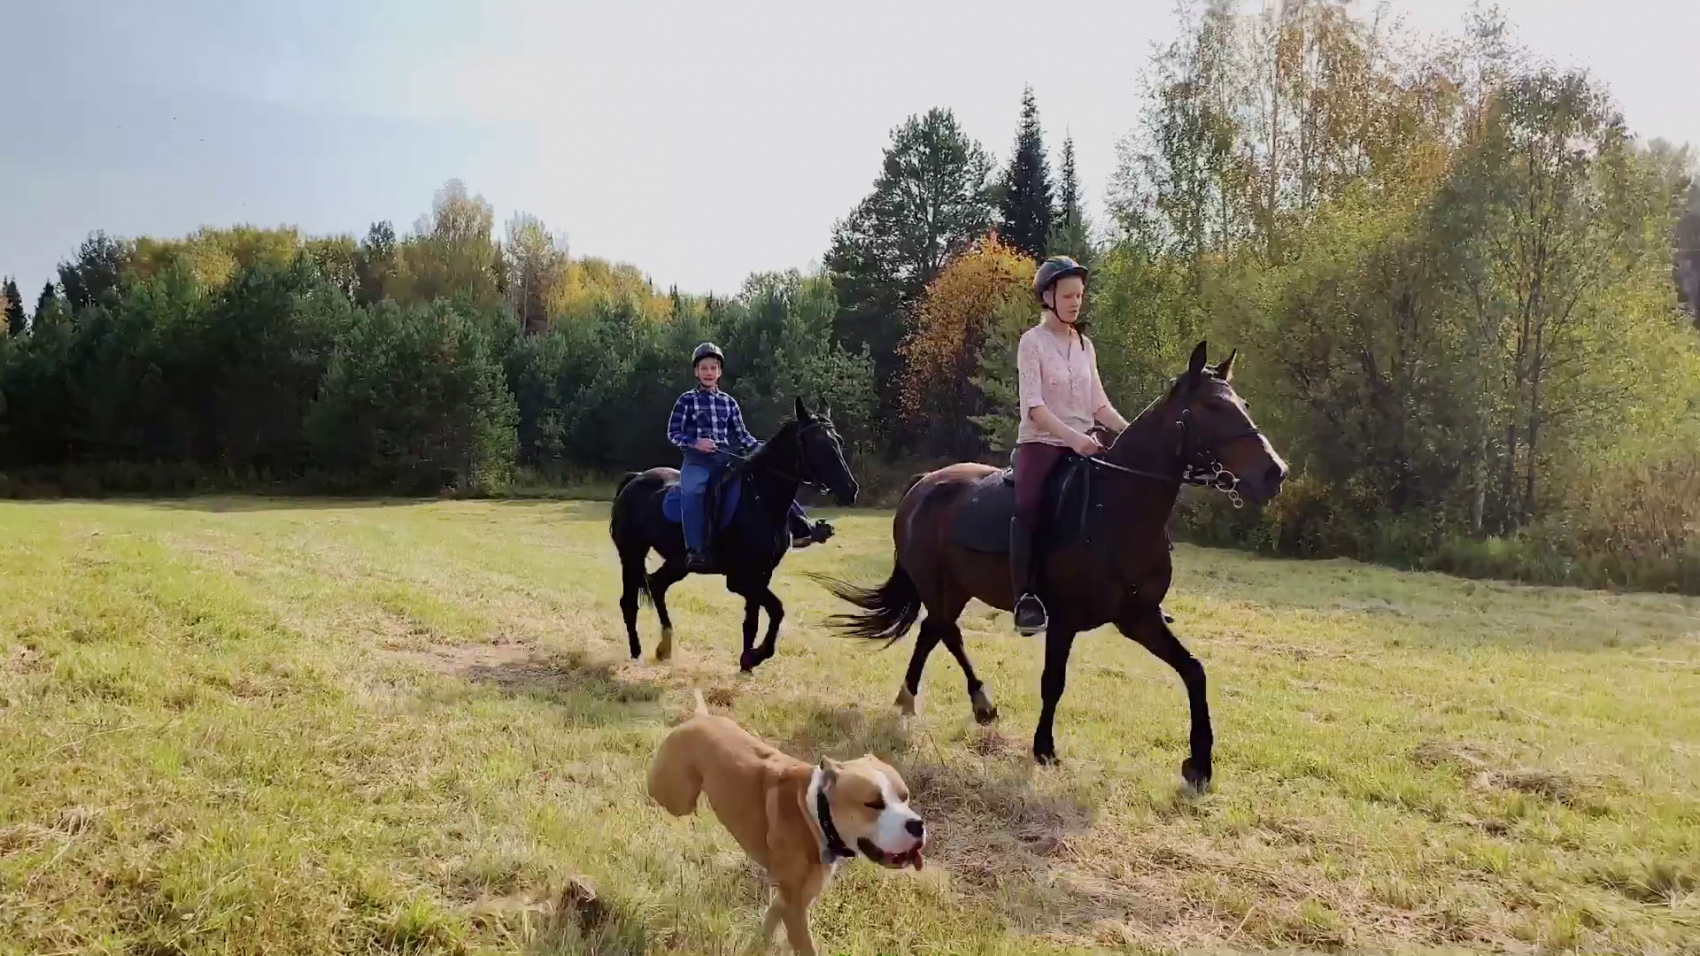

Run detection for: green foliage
[[2, 278, 24, 338], [996, 87, 1054, 261], [968, 297, 1032, 453], [306, 300, 517, 494], [32, 282, 63, 328], [57, 231, 131, 314], [0, 5, 1696, 596], [966, 0, 1700, 592], [355, 221, 400, 307], [824, 107, 995, 419], [1047, 136, 1094, 265]]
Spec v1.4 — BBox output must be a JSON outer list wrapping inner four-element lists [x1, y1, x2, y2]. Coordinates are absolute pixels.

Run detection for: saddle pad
[[661, 475, 744, 528], [949, 456, 1096, 554]]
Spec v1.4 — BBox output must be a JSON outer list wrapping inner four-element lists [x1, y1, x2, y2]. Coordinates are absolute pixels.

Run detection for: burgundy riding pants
[[1014, 441, 1070, 526]]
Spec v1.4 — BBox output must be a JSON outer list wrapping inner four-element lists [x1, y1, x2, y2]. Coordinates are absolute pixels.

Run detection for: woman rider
[[1010, 255, 1130, 635]]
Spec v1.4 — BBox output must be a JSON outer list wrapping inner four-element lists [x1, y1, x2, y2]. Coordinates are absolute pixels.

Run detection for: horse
[[811, 342, 1288, 790], [611, 397, 860, 672]]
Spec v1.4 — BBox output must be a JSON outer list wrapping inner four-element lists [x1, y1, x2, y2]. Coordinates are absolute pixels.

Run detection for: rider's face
[[1050, 276, 1085, 324], [695, 358, 722, 389]]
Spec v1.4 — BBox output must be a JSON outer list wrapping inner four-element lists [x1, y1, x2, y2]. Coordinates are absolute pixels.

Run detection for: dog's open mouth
[[857, 837, 924, 870]]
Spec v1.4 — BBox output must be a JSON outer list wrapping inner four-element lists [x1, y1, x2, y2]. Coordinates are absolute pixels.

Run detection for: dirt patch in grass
[[1413, 738, 1593, 806]]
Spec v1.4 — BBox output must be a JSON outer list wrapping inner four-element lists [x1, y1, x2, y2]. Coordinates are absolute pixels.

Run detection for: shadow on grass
[[441, 646, 667, 729], [155, 496, 436, 513]]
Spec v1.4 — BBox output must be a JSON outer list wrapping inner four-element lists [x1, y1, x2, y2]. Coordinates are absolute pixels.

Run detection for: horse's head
[[1159, 341, 1288, 506], [789, 396, 859, 506]]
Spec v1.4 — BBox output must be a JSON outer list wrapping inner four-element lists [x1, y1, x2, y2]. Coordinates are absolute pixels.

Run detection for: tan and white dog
[[647, 691, 927, 955]]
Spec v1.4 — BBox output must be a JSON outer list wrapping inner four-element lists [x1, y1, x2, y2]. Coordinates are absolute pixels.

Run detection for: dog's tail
[[693, 688, 708, 717]]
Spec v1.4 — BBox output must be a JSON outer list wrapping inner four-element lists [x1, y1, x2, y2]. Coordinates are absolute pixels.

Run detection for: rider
[[1011, 256, 1132, 635], [667, 342, 831, 572]]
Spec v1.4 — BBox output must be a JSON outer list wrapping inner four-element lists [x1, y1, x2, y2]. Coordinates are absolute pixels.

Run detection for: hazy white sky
[[2, 0, 1693, 300]]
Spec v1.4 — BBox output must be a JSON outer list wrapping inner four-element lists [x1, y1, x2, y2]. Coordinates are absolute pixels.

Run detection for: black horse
[[611, 398, 860, 671]]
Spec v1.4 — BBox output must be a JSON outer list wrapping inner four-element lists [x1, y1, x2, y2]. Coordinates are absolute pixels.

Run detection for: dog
[[647, 690, 927, 955]]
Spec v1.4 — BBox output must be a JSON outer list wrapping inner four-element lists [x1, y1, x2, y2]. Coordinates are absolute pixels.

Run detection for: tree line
[[2, 2, 1697, 592]]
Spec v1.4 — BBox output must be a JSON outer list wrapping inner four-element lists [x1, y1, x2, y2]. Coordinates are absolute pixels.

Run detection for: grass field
[[1, 498, 1697, 955]]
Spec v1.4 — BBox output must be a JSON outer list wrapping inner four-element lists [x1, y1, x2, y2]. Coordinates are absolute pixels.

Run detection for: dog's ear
[[817, 756, 842, 783]]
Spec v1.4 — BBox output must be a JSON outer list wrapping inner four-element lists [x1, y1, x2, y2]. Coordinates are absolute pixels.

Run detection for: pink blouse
[[1017, 321, 1110, 447]]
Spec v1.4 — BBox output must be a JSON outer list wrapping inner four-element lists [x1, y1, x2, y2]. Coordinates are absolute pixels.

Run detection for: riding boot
[[1010, 516, 1047, 635], [687, 519, 715, 572]]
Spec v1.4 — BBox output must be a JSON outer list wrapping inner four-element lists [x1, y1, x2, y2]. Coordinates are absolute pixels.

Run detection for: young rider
[[667, 342, 830, 571], [1010, 257, 1132, 634]]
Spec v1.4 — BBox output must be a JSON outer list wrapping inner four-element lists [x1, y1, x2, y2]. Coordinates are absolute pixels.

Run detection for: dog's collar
[[808, 769, 856, 863]]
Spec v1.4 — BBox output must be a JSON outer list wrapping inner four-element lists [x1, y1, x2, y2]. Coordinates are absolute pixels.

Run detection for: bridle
[[1086, 394, 1264, 510], [723, 418, 846, 495]]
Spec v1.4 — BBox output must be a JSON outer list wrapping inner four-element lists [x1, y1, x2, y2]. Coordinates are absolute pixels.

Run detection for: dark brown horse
[[813, 343, 1287, 790]]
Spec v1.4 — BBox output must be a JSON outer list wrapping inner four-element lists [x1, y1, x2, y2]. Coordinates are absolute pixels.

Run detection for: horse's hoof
[[1033, 745, 1059, 767], [655, 628, 673, 662], [739, 651, 757, 673], [970, 690, 998, 725], [895, 685, 917, 717], [1181, 757, 1212, 794], [629, 647, 641, 661]]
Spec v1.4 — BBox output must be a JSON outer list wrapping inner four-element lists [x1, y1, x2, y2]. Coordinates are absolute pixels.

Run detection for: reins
[[1083, 399, 1261, 510]]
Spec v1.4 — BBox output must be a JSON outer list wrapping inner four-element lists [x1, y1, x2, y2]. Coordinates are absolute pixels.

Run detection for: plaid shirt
[[667, 387, 759, 453]]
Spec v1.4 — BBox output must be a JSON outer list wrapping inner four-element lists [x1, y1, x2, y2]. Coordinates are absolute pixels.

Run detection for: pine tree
[[1048, 134, 1095, 267], [996, 87, 1055, 261], [3, 278, 25, 337], [34, 281, 64, 328]]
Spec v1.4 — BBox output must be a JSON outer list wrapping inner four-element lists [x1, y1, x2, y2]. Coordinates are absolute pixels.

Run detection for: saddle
[[660, 465, 746, 540], [949, 449, 1099, 555]]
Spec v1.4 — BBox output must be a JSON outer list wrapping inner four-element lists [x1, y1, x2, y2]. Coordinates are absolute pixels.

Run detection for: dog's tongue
[[910, 848, 924, 870]]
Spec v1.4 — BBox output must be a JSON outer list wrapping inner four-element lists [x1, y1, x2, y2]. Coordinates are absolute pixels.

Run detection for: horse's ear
[[1217, 348, 1236, 381], [1187, 341, 1210, 379], [794, 396, 811, 422], [819, 396, 833, 418]]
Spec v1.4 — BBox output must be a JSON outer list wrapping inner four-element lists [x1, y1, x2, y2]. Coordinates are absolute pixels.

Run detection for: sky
[[3, 0, 1695, 301]]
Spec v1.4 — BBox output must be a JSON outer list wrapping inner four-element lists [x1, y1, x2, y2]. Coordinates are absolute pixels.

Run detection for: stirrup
[[1013, 592, 1048, 635]]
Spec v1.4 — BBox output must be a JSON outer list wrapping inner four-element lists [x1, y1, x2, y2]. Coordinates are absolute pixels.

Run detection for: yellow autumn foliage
[[898, 233, 1034, 425]]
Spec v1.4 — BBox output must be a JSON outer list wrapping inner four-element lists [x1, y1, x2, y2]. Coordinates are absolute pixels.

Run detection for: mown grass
[[1, 497, 1697, 955]]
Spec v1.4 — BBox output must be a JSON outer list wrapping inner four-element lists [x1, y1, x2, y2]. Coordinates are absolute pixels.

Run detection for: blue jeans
[[679, 449, 729, 554], [680, 448, 812, 553]]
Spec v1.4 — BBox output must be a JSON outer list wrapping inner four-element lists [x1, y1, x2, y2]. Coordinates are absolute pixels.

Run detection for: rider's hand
[[1070, 430, 1104, 457], [694, 438, 717, 453]]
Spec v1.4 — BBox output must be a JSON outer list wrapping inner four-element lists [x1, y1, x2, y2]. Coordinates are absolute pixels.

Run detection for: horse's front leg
[[752, 585, 784, 667], [1117, 605, 1213, 792], [1032, 626, 1079, 765], [733, 580, 762, 674]]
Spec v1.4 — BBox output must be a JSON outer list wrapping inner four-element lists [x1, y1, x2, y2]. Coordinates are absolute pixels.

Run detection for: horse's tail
[[806, 563, 923, 648], [610, 471, 653, 607], [614, 471, 641, 498], [609, 471, 642, 542]]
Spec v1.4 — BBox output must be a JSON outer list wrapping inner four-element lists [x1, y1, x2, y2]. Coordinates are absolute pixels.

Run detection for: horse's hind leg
[[618, 550, 648, 660], [897, 588, 976, 719], [939, 622, 996, 725], [896, 621, 943, 716], [647, 560, 688, 662]]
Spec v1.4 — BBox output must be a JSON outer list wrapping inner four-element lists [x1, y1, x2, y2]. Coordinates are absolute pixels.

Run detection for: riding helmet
[[1034, 255, 1090, 307], [691, 342, 725, 369]]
